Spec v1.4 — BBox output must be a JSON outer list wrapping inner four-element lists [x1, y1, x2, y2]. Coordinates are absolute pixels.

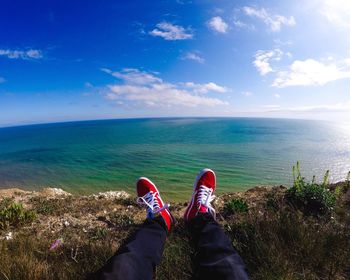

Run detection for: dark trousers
[[92, 213, 249, 280]]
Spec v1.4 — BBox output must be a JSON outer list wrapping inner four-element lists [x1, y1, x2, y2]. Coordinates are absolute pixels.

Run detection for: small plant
[[0, 201, 36, 230], [110, 213, 135, 228], [91, 228, 108, 240], [30, 197, 58, 215], [286, 162, 336, 215], [0, 197, 13, 209], [223, 198, 249, 215], [334, 186, 342, 198]]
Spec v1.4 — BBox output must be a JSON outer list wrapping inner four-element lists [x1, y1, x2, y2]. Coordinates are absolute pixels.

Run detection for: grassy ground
[[0, 182, 349, 280]]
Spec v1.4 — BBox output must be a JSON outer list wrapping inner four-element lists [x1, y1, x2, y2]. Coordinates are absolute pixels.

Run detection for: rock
[[5, 232, 13, 240], [93, 191, 130, 200], [39, 188, 72, 197]]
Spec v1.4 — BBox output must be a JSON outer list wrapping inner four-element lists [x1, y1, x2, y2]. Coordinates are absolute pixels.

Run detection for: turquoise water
[[0, 118, 350, 200]]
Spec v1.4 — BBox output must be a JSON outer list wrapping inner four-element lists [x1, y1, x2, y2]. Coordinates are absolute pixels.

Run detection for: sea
[[0, 118, 349, 200]]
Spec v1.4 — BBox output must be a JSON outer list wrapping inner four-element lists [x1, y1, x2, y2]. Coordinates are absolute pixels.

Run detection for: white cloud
[[207, 16, 229, 33], [149, 22, 193, 40], [263, 101, 350, 113], [272, 58, 350, 87], [102, 68, 162, 85], [253, 49, 283, 76], [233, 20, 255, 30], [320, 0, 350, 28], [243, 6, 296, 32], [295, 102, 350, 112], [84, 82, 93, 88], [233, 20, 247, 28], [184, 82, 227, 93], [100, 68, 112, 74], [242, 91, 253, 96], [106, 84, 227, 107], [25, 49, 42, 59], [182, 52, 205, 63], [273, 39, 293, 47], [0, 77, 6, 83], [274, 93, 281, 98], [116, 68, 163, 84], [0, 49, 43, 59], [102, 68, 228, 108]]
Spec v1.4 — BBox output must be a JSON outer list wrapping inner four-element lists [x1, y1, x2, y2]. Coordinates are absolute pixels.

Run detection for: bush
[[223, 198, 248, 215], [286, 162, 336, 215], [0, 201, 36, 230]]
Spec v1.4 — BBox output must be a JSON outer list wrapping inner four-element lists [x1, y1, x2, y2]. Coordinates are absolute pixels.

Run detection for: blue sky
[[1, 0, 350, 126]]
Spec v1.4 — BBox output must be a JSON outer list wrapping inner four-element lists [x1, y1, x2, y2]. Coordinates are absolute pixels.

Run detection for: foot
[[184, 168, 216, 222], [136, 177, 173, 231]]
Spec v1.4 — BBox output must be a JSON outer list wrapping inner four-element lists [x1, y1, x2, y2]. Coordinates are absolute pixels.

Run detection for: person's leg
[[91, 177, 173, 280], [189, 213, 248, 280], [92, 217, 167, 280], [184, 168, 249, 280]]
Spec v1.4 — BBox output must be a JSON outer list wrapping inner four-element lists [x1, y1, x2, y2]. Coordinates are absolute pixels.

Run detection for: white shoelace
[[196, 185, 216, 218], [137, 191, 169, 219]]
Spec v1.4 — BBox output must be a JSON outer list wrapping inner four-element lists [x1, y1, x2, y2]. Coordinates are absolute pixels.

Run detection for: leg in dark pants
[[189, 213, 249, 280], [91, 217, 167, 280]]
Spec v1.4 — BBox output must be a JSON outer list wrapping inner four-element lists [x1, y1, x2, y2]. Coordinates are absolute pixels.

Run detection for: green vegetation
[[223, 198, 249, 215], [286, 162, 337, 215], [90, 227, 108, 240], [29, 196, 76, 216], [30, 197, 59, 215], [110, 212, 135, 228], [0, 200, 36, 230]]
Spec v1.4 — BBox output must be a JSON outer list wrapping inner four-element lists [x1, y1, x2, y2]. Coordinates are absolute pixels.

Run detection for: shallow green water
[[0, 118, 349, 200]]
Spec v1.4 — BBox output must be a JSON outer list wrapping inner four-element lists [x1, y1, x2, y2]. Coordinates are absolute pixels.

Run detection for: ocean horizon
[[0, 117, 349, 200]]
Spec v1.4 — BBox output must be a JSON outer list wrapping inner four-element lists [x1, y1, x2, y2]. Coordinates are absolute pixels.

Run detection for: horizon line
[[0, 115, 330, 130]]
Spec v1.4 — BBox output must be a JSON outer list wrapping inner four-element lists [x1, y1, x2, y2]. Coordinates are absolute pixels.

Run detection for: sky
[[0, 0, 350, 127]]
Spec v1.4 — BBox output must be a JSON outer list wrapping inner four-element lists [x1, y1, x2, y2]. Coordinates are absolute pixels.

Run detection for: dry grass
[[0, 184, 350, 280]]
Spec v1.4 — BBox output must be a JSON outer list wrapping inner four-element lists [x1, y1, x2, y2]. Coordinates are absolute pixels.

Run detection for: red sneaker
[[136, 177, 173, 231], [184, 168, 216, 222]]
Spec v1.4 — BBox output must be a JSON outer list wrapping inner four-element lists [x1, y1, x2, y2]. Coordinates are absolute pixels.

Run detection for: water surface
[[0, 118, 349, 200]]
